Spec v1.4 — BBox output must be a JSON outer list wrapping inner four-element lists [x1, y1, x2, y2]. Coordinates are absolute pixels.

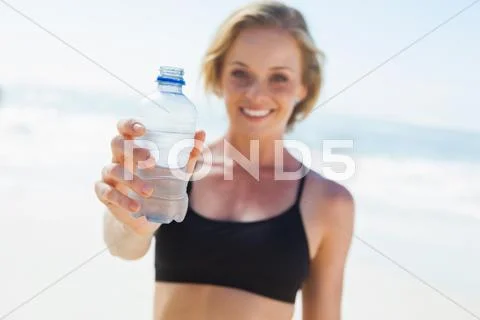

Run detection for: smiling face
[[219, 27, 307, 137]]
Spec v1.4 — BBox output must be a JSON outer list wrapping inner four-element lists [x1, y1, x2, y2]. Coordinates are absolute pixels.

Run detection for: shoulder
[[304, 168, 355, 213], [302, 168, 355, 247]]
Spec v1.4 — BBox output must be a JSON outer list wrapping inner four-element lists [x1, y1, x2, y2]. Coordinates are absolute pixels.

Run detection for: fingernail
[[129, 201, 140, 212], [139, 158, 155, 169], [133, 123, 144, 133], [142, 184, 154, 196]]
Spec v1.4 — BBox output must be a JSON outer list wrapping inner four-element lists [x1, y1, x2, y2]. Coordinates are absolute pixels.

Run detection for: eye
[[271, 73, 289, 83], [231, 69, 248, 78]]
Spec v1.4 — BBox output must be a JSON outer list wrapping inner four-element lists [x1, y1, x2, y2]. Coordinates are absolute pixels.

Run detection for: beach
[[0, 86, 479, 319]]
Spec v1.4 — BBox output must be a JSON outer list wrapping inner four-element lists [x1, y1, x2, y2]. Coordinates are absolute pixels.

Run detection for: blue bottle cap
[[156, 66, 186, 85]]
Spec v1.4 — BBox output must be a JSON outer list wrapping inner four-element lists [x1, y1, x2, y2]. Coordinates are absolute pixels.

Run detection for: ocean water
[[0, 85, 479, 319]]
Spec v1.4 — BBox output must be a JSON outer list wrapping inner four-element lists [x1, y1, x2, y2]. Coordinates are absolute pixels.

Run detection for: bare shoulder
[[305, 169, 355, 210], [303, 169, 355, 242]]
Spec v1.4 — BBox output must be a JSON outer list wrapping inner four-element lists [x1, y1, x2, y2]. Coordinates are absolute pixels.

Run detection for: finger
[[94, 180, 141, 213], [186, 130, 206, 175], [101, 163, 154, 198], [111, 135, 154, 169], [117, 118, 146, 138]]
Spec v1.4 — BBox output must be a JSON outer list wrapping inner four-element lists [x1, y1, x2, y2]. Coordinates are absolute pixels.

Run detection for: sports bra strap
[[186, 179, 193, 195], [295, 172, 307, 201]]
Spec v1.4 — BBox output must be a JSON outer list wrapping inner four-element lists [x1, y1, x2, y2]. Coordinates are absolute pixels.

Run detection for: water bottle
[[129, 66, 197, 224]]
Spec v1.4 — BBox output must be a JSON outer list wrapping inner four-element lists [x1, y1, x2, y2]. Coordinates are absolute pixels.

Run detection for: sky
[[1, 0, 479, 132]]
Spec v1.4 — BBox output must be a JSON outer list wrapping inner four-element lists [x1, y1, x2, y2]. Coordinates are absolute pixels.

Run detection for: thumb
[[186, 130, 206, 175]]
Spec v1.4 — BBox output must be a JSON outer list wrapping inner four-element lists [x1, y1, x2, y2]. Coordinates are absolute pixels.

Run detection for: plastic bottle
[[129, 66, 197, 224]]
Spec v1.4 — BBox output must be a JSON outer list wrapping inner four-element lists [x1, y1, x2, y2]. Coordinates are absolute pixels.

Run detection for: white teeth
[[241, 108, 271, 117]]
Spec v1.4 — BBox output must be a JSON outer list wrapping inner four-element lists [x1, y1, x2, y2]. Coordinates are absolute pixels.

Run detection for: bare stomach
[[153, 282, 295, 320]]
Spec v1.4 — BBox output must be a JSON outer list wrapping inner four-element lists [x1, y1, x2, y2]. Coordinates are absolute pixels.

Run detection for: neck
[[223, 128, 287, 168]]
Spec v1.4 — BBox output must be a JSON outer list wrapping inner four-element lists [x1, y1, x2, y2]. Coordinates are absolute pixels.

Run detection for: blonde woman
[[95, 1, 355, 319]]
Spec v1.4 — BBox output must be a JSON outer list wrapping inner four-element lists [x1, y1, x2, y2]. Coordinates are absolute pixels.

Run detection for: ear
[[296, 84, 308, 104], [215, 85, 224, 98]]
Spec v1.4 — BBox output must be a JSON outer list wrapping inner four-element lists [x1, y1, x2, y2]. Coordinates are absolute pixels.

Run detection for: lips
[[240, 107, 274, 118]]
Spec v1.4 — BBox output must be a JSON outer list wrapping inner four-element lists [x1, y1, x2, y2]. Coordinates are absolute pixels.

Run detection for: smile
[[240, 107, 274, 119]]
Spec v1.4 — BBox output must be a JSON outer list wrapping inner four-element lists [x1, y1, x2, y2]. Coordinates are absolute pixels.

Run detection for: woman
[[95, 1, 355, 319]]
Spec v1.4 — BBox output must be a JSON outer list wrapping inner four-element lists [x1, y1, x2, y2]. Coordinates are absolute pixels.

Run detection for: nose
[[245, 80, 269, 105]]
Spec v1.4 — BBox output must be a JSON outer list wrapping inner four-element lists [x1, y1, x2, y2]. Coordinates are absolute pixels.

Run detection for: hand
[[94, 118, 206, 236]]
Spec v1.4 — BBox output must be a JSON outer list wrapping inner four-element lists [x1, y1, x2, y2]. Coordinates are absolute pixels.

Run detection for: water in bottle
[[129, 66, 197, 224]]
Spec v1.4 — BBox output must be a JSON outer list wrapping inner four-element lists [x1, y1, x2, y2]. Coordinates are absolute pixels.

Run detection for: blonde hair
[[201, 0, 324, 130]]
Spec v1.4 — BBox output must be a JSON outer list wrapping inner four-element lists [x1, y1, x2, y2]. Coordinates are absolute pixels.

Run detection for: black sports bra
[[154, 175, 311, 303]]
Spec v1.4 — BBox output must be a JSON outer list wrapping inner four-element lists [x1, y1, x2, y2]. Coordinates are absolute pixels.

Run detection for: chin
[[234, 120, 286, 139]]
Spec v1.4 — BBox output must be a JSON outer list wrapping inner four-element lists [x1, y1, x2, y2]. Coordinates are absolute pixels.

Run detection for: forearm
[[103, 210, 154, 260]]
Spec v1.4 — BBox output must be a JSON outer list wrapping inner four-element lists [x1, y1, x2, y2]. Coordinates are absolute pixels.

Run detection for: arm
[[103, 209, 156, 260], [302, 186, 355, 320], [97, 122, 205, 261]]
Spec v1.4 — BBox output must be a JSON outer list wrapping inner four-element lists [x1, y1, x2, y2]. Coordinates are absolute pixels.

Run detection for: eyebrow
[[230, 61, 293, 71]]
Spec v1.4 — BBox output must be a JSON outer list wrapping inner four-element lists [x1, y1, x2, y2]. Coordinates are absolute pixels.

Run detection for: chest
[[187, 170, 325, 260], [189, 174, 300, 223]]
